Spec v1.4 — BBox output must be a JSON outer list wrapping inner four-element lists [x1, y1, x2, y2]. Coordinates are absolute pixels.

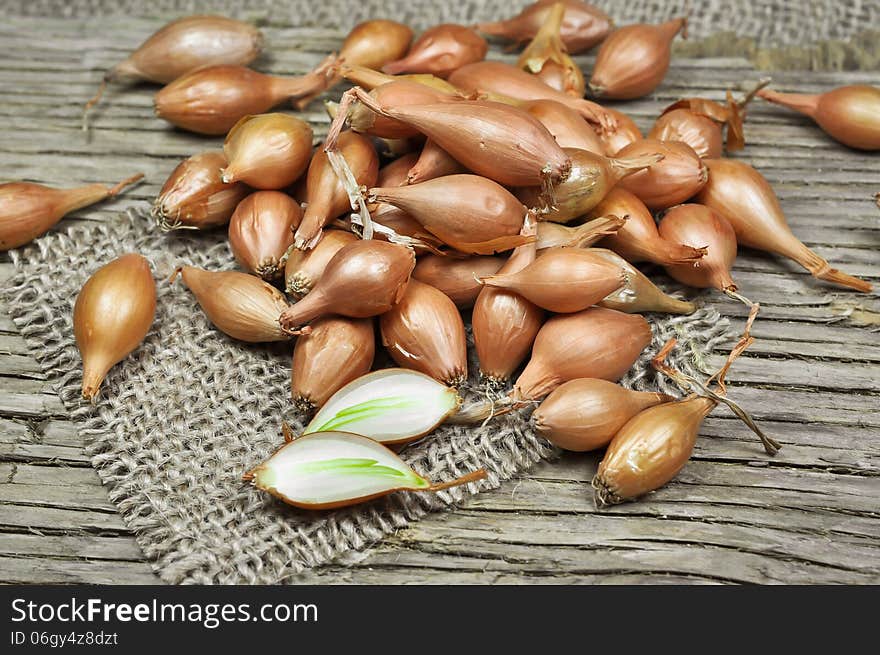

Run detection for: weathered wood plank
[[0, 555, 158, 584]]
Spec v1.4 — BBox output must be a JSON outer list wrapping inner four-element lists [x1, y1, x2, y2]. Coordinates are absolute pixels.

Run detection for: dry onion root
[[245, 428, 486, 510], [152, 151, 247, 232], [592, 313, 781, 507], [1, 173, 143, 251]]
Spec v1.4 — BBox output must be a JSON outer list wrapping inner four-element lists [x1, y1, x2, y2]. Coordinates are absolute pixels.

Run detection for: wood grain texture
[[0, 15, 878, 585]]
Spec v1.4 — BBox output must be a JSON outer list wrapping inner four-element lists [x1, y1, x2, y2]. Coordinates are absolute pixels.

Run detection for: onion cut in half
[[303, 369, 462, 445], [245, 430, 485, 510]]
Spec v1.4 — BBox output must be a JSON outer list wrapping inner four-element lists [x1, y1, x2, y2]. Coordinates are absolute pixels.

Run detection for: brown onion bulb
[[473, 217, 545, 384], [291, 316, 375, 412], [222, 113, 313, 189], [649, 109, 722, 160], [1, 174, 143, 251], [590, 248, 697, 315], [284, 229, 358, 298], [597, 107, 644, 156], [593, 395, 714, 505], [589, 18, 686, 100], [513, 307, 651, 400], [517, 2, 585, 97], [369, 174, 529, 255], [176, 266, 290, 342], [517, 147, 663, 223], [74, 253, 156, 401], [523, 99, 606, 154], [449, 61, 612, 128], [616, 139, 708, 210], [383, 24, 488, 78], [349, 80, 458, 140], [658, 204, 740, 293], [101, 16, 262, 85], [353, 90, 571, 188], [279, 240, 416, 332], [696, 159, 871, 292], [534, 378, 673, 451], [380, 278, 468, 385], [340, 64, 462, 95], [228, 191, 302, 280], [758, 85, 880, 151], [154, 60, 335, 135], [413, 255, 504, 309], [477, 0, 612, 54], [406, 140, 466, 185], [535, 214, 626, 250], [590, 188, 705, 266], [377, 153, 420, 187], [480, 247, 626, 313], [152, 151, 247, 231], [293, 20, 414, 108], [294, 131, 378, 250]]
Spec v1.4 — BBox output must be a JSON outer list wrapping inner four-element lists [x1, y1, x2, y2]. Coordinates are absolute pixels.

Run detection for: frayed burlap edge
[[3, 210, 732, 584]]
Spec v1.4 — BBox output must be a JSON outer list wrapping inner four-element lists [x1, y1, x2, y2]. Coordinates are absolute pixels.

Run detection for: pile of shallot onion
[[4, 1, 877, 512]]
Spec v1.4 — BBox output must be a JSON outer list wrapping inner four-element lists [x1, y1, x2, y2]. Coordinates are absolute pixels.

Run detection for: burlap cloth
[[2, 0, 854, 584]]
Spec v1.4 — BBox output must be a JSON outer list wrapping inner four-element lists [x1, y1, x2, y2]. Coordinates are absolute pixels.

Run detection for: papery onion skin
[[293, 130, 378, 250], [74, 253, 156, 401], [355, 91, 571, 188], [481, 247, 626, 313], [350, 80, 457, 140], [222, 113, 314, 190], [369, 174, 528, 254], [597, 107, 643, 156], [383, 24, 488, 78], [291, 316, 375, 412], [594, 396, 714, 505], [589, 18, 686, 100], [523, 99, 606, 154], [285, 229, 358, 298], [413, 255, 504, 309], [380, 279, 468, 386], [477, 0, 613, 54], [758, 85, 880, 151], [590, 188, 705, 266], [517, 147, 662, 223], [109, 15, 263, 85], [649, 108, 722, 159], [177, 266, 290, 342], [279, 240, 416, 332], [228, 191, 302, 280], [472, 221, 545, 384], [1, 175, 142, 251], [153, 151, 248, 231], [616, 139, 708, 211], [590, 247, 697, 315], [535, 215, 626, 250], [513, 307, 651, 401], [696, 158, 872, 293], [154, 62, 334, 135], [534, 378, 674, 451], [448, 61, 612, 127], [658, 204, 739, 292]]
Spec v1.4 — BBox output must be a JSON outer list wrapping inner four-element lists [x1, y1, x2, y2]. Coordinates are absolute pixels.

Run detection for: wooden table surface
[[1, 15, 878, 584]]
